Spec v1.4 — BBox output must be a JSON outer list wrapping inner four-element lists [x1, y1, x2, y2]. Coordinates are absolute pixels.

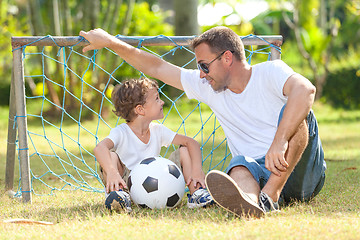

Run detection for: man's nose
[[199, 70, 207, 79]]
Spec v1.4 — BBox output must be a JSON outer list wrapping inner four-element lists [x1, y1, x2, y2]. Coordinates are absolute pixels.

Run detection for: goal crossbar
[[11, 35, 283, 47]]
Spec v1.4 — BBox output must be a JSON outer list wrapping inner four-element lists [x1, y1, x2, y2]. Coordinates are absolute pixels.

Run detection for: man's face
[[194, 43, 230, 92]]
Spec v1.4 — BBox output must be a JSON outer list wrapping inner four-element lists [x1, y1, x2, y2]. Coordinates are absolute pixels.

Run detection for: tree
[[158, 0, 199, 97], [27, 0, 62, 112], [280, 0, 339, 99]]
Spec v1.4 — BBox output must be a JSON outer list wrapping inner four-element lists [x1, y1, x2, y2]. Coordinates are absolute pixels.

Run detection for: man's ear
[[224, 50, 233, 63], [134, 104, 145, 116]]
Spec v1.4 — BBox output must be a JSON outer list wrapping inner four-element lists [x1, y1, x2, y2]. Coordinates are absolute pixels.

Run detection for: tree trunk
[[62, 0, 76, 109], [158, 0, 174, 24], [174, 0, 199, 39], [171, 0, 199, 97], [27, 0, 61, 111], [120, 0, 136, 35]]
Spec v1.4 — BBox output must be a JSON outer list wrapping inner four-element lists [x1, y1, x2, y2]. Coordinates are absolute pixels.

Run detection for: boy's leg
[[167, 148, 183, 171], [168, 147, 199, 194], [99, 152, 130, 197], [169, 147, 214, 208], [169, 146, 197, 194], [101, 152, 132, 212]]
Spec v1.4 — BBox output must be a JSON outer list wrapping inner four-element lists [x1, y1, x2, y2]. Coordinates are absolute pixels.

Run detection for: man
[[80, 26, 326, 218]]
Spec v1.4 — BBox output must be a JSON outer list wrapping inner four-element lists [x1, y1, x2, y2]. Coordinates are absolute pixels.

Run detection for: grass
[[1, 102, 360, 239]]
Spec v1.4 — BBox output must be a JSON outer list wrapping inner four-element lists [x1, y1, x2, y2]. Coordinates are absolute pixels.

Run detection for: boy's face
[[143, 88, 164, 120]]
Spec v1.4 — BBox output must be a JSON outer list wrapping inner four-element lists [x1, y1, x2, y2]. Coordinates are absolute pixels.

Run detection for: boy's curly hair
[[112, 78, 159, 122]]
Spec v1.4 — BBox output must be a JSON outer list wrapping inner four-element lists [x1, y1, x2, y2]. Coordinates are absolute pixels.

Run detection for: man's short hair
[[112, 78, 159, 122], [190, 26, 246, 61]]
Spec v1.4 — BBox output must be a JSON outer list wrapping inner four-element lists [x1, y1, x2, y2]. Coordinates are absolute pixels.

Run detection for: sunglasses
[[197, 50, 233, 74]]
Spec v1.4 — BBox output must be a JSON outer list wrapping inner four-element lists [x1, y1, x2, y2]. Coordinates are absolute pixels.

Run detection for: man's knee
[[228, 165, 255, 182], [287, 120, 309, 158], [228, 165, 248, 175], [295, 119, 308, 142]]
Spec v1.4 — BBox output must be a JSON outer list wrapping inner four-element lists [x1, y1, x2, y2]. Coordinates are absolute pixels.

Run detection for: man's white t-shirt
[[181, 59, 295, 159], [106, 122, 176, 170]]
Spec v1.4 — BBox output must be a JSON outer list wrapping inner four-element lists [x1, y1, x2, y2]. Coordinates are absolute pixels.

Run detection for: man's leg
[[223, 119, 307, 208], [205, 156, 267, 217], [228, 166, 260, 203], [261, 109, 326, 203], [261, 119, 309, 202], [280, 111, 326, 202], [206, 110, 325, 216], [205, 169, 265, 218]]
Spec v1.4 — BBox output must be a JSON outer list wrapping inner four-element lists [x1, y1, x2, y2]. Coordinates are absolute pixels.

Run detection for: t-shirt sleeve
[[180, 68, 213, 103], [152, 123, 176, 147], [106, 125, 123, 150], [267, 60, 295, 99]]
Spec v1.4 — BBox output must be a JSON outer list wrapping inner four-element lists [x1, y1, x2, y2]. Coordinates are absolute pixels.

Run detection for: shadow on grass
[[28, 196, 237, 224]]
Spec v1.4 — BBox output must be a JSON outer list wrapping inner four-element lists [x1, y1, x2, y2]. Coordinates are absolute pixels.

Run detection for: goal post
[[7, 34, 283, 203]]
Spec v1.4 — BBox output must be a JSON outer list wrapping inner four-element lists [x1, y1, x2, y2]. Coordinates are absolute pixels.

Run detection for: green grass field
[[1, 102, 359, 240]]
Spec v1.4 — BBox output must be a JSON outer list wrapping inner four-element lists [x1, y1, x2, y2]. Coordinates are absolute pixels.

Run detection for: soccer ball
[[127, 156, 185, 209]]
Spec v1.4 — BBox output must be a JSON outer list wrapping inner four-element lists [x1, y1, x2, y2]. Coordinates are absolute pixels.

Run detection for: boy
[[94, 78, 213, 212]]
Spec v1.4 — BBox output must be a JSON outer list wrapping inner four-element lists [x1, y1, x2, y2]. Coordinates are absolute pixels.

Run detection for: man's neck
[[227, 61, 252, 94]]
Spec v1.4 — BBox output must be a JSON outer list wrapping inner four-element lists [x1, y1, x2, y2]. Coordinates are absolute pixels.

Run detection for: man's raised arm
[[79, 28, 183, 90]]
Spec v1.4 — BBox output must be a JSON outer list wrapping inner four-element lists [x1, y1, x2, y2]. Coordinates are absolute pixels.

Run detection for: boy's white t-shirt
[[181, 60, 295, 159], [106, 122, 176, 170]]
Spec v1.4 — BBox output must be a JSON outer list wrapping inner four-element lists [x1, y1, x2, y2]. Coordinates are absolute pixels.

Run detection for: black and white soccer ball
[[127, 156, 185, 209]]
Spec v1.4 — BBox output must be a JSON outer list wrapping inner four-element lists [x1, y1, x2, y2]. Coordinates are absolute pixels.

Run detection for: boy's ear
[[134, 104, 145, 116]]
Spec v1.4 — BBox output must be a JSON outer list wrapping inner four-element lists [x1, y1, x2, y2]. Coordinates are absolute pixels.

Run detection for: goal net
[[7, 34, 282, 202]]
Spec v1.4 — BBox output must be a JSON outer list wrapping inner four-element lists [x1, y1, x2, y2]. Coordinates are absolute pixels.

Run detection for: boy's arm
[[171, 134, 205, 188], [94, 138, 127, 193], [79, 28, 183, 90]]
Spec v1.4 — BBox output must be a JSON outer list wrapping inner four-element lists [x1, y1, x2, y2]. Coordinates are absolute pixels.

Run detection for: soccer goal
[[6, 33, 282, 203]]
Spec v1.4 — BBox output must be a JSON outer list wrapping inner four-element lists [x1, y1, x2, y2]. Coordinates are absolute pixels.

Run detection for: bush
[[322, 67, 360, 109]]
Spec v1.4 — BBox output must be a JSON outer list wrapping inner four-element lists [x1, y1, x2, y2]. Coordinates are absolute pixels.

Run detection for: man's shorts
[[225, 105, 326, 203]]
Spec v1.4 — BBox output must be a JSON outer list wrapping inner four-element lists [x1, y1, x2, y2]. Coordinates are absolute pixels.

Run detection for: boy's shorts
[[225, 105, 326, 203], [99, 148, 182, 187]]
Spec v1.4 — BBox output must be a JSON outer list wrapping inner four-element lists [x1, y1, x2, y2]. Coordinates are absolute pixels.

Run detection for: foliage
[[0, 0, 173, 106], [126, 2, 173, 36], [321, 67, 360, 109], [320, 46, 360, 109], [0, 1, 29, 104], [331, 0, 360, 57]]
